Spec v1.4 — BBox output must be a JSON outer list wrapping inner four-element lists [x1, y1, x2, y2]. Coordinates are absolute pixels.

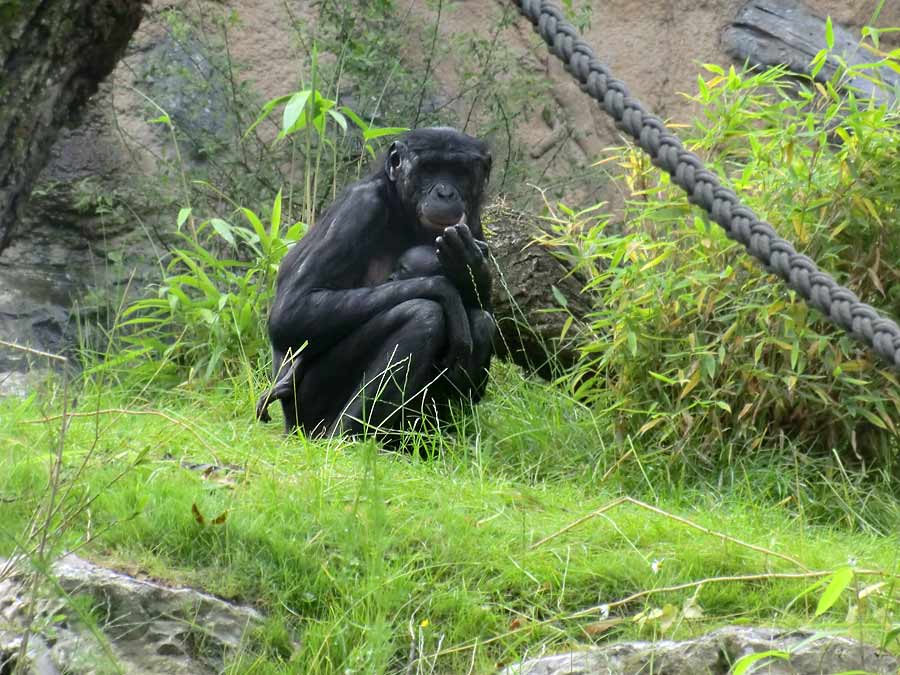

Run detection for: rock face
[[0, 555, 262, 675], [0, 0, 146, 253], [0, 0, 147, 391], [500, 626, 899, 675]]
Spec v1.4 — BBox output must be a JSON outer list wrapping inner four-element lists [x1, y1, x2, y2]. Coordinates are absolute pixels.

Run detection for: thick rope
[[513, 0, 900, 369]]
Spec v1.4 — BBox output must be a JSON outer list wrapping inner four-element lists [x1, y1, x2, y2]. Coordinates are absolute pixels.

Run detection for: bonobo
[[255, 238, 492, 424], [257, 127, 495, 439], [389, 239, 489, 282]]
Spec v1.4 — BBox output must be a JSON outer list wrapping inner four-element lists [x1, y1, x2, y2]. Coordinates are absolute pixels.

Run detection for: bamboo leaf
[[816, 567, 854, 617]]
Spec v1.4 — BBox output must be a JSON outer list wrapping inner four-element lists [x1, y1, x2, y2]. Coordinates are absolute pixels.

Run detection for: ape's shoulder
[[275, 175, 389, 282], [332, 175, 390, 215]]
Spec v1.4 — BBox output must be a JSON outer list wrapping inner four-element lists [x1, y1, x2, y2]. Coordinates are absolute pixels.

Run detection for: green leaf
[[859, 408, 888, 429], [551, 285, 568, 308], [648, 371, 678, 385], [825, 16, 835, 50], [816, 567, 853, 617], [198, 308, 218, 325], [172, 250, 217, 298], [340, 106, 369, 132], [284, 222, 306, 241], [559, 315, 574, 342], [731, 650, 790, 675], [810, 49, 828, 79], [243, 93, 293, 139], [238, 301, 253, 332], [363, 126, 409, 142], [282, 90, 312, 136], [271, 189, 283, 239], [626, 331, 638, 357], [177, 207, 192, 228], [697, 74, 709, 97], [210, 218, 235, 245], [702, 63, 725, 75], [241, 207, 269, 249], [328, 109, 348, 134]]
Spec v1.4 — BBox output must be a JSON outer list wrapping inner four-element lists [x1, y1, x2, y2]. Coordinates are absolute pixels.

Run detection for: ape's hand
[[436, 224, 490, 308]]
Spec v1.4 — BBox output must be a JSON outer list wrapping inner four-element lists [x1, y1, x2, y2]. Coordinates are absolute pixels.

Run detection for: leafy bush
[[121, 190, 302, 379], [118, 83, 407, 381], [548, 47, 900, 466]]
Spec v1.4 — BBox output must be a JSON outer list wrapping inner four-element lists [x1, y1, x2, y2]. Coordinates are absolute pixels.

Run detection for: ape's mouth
[[421, 212, 467, 235]]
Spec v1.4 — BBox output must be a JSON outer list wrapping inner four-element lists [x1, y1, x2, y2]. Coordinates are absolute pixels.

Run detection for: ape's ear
[[386, 142, 403, 182], [483, 152, 492, 183]]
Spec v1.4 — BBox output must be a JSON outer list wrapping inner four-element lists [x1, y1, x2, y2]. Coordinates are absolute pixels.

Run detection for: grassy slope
[[1, 362, 899, 673]]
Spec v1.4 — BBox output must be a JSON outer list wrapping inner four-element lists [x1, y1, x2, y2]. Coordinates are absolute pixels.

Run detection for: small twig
[[23, 409, 222, 464], [18, 352, 71, 673], [405, 615, 418, 675], [463, 13, 506, 133], [0, 339, 67, 363], [530, 496, 809, 571], [16, 453, 149, 575], [599, 448, 633, 484], [494, 95, 514, 193], [414, 0, 443, 127]]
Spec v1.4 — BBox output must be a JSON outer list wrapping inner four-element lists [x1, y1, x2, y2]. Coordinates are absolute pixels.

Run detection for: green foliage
[[815, 566, 855, 617], [311, 0, 555, 201], [547, 49, 900, 465], [121, 190, 303, 380], [247, 83, 407, 156], [119, 74, 406, 381], [3, 371, 900, 673]]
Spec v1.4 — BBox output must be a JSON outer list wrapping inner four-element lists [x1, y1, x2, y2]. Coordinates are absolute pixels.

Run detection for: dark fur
[[257, 128, 495, 440]]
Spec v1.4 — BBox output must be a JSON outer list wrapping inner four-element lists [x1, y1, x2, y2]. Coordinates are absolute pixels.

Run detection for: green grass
[[2, 362, 900, 673]]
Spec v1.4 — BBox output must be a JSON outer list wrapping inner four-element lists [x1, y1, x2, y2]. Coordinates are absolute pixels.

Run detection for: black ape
[[388, 239, 489, 282], [255, 238, 490, 424], [389, 245, 443, 281], [258, 127, 495, 439]]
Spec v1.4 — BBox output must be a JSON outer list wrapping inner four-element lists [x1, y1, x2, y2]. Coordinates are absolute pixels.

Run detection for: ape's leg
[[294, 299, 449, 438], [465, 308, 496, 401], [257, 350, 304, 424], [432, 309, 496, 420]]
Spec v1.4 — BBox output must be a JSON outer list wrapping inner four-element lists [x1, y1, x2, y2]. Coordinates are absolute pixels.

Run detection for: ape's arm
[[268, 184, 472, 367], [269, 277, 473, 366]]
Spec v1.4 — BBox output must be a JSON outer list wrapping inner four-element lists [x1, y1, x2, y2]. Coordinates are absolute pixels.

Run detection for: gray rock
[[141, 33, 234, 160], [0, 24, 234, 391], [0, 555, 263, 675], [501, 626, 899, 674], [723, 0, 900, 107], [0, 176, 162, 391]]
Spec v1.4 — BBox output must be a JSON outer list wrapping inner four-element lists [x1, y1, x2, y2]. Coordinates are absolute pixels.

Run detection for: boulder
[[0, 555, 263, 675], [723, 0, 900, 107], [501, 625, 899, 675]]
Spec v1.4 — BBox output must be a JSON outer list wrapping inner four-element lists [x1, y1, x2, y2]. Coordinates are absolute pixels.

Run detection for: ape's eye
[[390, 151, 401, 168]]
